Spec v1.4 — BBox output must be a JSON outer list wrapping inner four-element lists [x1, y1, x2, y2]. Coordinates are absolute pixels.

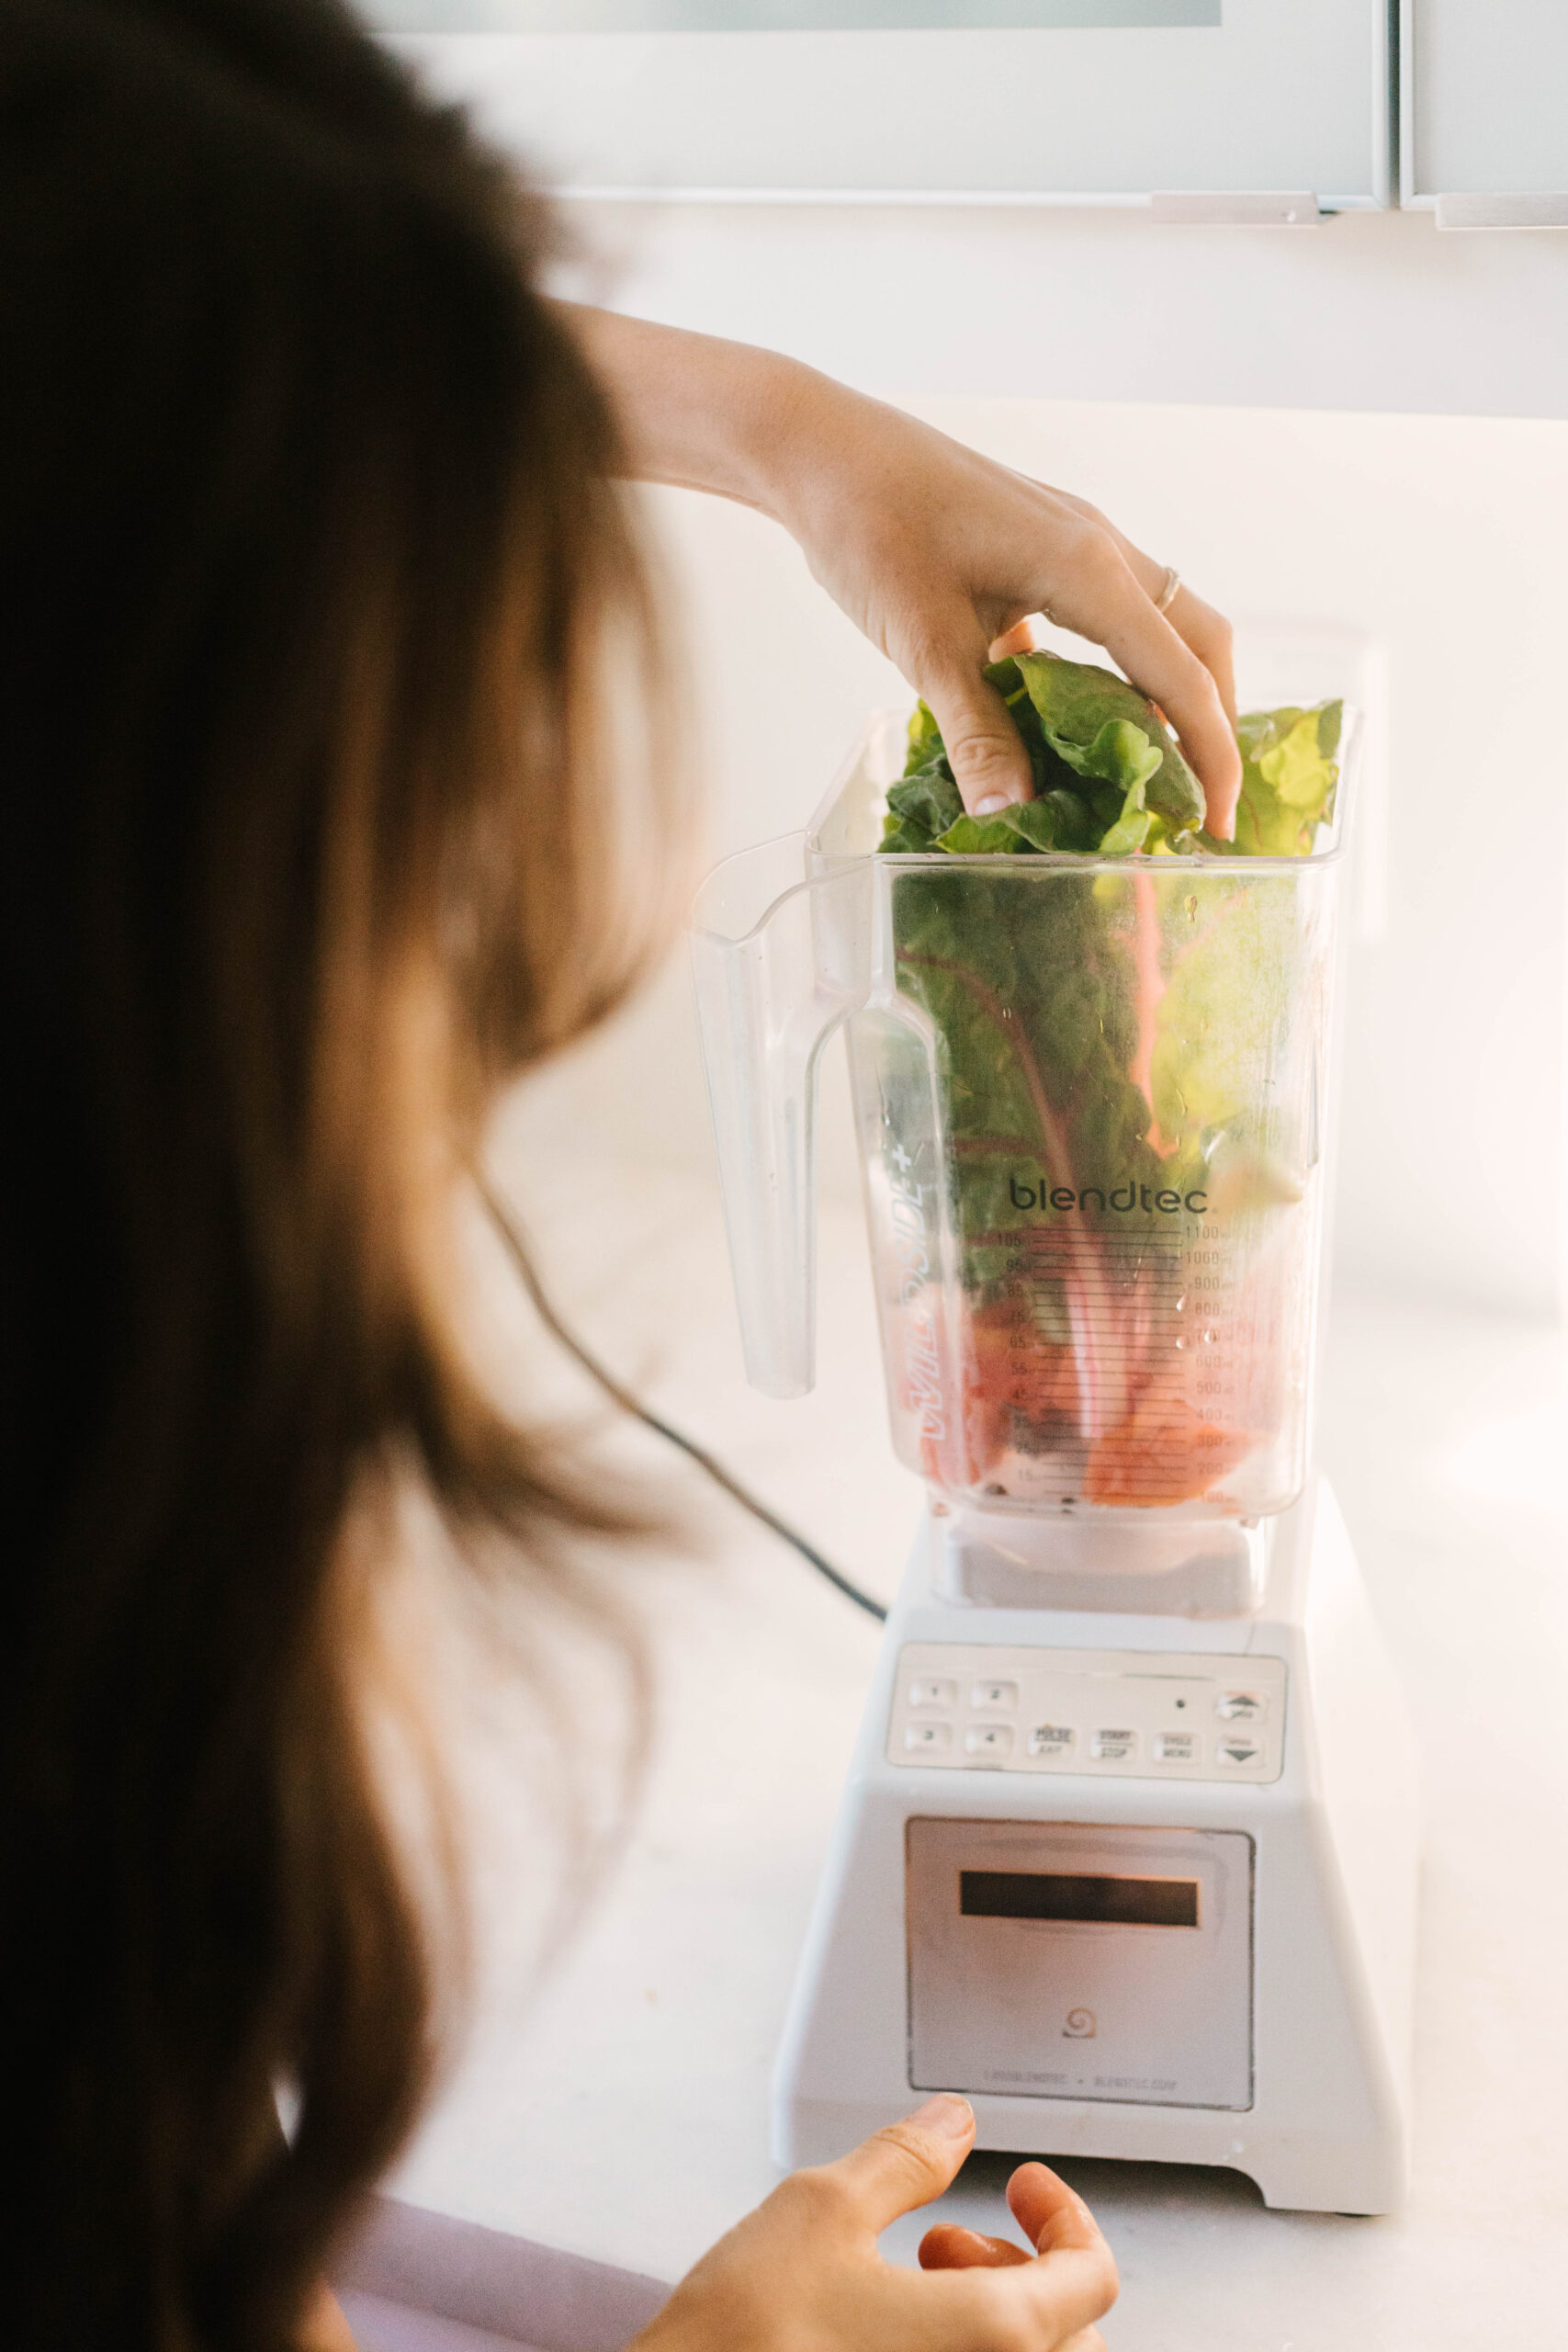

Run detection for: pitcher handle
[[691, 837, 871, 1397]]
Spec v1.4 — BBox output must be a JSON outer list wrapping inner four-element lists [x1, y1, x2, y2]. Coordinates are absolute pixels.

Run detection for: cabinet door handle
[[1152, 191, 1321, 225], [1435, 194, 1568, 231]]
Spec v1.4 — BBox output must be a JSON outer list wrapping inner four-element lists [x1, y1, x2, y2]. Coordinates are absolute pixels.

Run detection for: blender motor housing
[[773, 1477, 1418, 2214]]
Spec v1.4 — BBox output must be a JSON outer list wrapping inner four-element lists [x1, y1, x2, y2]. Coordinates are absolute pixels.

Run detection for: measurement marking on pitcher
[[973, 1221, 1264, 1500]]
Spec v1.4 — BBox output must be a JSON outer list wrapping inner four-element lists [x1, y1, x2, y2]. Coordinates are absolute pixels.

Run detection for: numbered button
[[970, 1679, 1020, 1711], [908, 1677, 957, 1710], [1217, 1690, 1267, 1721], [905, 1721, 953, 1754], [965, 1724, 1015, 1758]]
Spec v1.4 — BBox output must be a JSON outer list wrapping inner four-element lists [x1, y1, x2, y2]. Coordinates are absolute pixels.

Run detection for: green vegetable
[[878, 651, 1339, 868], [1204, 700, 1341, 856], [874, 656, 1343, 1510]]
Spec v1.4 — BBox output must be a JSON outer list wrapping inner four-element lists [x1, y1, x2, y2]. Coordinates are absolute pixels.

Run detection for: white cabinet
[[378, 3, 1392, 209], [1403, 1, 1568, 224]]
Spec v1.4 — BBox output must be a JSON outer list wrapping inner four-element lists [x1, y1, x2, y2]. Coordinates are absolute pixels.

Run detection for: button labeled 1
[[909, 1677, 956, 1710]]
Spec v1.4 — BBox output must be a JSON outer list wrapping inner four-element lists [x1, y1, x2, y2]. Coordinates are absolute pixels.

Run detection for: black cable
[[478, 1174, 889, 1625]]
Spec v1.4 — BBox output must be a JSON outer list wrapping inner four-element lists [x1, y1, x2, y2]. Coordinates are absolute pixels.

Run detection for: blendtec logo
[[1009, 1174, 1209, 1216]]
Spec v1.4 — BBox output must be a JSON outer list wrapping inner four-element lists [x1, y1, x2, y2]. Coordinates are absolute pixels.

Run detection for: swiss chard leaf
[[1013, 651, 1206, 836], [888, 763, 964, 839], [1205, 700, 1343, 857], [932, 813, 1032, 854]]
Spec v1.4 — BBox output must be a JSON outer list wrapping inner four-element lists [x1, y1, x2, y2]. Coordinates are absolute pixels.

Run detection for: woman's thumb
[[919, 665, 1033, 816], [818, 2096, 976, 2233]]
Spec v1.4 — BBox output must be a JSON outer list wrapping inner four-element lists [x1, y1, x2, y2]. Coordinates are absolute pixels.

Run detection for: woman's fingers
[[931, 2232, 1120, 2352], [913, 2162, 1118, 2350], [918, 2222, 1032, 2270], [917, 653, 1035, 814], [817, 2095, 977, 2234], [1040, 544, 1242, 839], [1007, 2162, 1111, 2261], [1039, 482, 1236, 715], [1166, 582, 1236, 721]]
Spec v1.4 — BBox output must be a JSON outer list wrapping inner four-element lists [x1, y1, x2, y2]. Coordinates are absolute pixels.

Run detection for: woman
[[0, 5, 1239, 2347]]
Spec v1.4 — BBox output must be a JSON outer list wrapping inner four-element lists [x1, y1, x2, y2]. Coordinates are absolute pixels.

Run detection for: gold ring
[[1155, 564, 1180, 614]]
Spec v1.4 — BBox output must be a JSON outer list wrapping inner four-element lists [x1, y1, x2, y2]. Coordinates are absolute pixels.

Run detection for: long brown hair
[[1, 5, 678, 2345]]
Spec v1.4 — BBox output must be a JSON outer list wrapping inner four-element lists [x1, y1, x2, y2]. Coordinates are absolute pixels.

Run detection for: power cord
[[479, 1175, 889, 1625]]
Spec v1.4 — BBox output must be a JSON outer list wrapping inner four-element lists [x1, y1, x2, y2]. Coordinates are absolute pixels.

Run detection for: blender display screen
[[959, 1870, 1200, 1928]]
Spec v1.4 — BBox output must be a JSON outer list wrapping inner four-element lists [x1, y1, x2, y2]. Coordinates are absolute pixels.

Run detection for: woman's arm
[[564, 304, 1240, 835]]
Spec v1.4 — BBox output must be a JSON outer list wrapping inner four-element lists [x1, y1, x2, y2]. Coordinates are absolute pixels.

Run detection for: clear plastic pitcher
[[692, 709, 1355, 1592]]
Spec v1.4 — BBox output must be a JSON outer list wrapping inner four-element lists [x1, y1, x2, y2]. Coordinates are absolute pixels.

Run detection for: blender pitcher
[[692, 708, 1356, 1613]]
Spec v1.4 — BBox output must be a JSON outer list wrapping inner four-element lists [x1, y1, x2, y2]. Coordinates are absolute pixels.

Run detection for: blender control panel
[[887, 1645, 1286, 1784]]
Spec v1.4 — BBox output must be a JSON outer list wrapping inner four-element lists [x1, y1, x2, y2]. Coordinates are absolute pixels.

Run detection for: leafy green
[[881, 653, 1340, 871], [883, 650, 1209, 857], [1201, 700, 1341, 857], [931, 812, 1032, 854], [1011, 650, 1205, 834]]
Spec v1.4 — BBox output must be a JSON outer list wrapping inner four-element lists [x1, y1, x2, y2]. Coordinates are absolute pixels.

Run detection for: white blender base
[[773, 1477, 1419, 2215]]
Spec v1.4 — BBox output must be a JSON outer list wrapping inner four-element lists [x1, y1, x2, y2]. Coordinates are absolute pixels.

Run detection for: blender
[[690, 694, 1418, 2214]]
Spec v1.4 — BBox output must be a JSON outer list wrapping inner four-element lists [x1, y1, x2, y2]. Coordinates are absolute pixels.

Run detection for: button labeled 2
[[971, 1679, 1019, 1711]]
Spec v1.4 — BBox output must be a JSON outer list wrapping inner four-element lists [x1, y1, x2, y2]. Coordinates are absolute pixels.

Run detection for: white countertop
[[383, 1149, 1568, 2350]]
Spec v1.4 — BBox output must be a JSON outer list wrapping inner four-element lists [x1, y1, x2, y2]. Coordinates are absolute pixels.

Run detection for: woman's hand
[[565, 306, 1240, 836], [629, 2096, 1117, 2352]]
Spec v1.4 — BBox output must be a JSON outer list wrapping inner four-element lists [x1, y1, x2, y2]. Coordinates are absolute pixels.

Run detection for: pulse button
[[1217, 1690, 1268, 1720]]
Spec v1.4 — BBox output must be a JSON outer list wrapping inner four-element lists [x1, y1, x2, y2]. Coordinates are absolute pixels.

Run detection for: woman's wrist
[[557, 302, 846, 527]]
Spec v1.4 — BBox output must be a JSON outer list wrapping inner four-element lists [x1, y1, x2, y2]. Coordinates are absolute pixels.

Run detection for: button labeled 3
[[905, 1722, 952, 1753]]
